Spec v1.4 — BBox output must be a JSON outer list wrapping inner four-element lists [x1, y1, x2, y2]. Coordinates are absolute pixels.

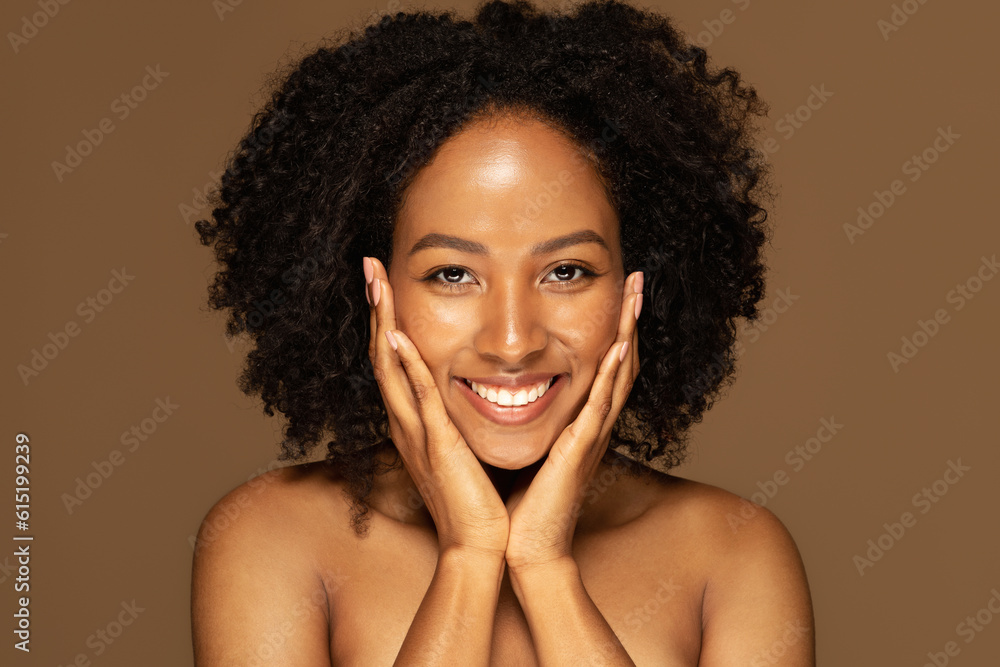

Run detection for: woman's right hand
[[364, 256, 510, 560]]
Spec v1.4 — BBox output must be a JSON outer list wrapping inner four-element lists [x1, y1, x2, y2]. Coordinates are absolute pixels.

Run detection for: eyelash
[[425, 263, 598, 292]]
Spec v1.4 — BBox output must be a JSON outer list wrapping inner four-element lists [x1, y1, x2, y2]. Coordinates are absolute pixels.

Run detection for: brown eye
[[441, 267, 466, 283], [551, 265, 578, 281], [426, 266, 475, 291], [545, 263, 595, 283]]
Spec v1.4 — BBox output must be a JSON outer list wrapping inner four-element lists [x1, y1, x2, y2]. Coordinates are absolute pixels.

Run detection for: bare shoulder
[[641, 474, 801, 555], [191, 462, 349, 666], [194, 461, 349, 552], [641, 474, 816, 666]]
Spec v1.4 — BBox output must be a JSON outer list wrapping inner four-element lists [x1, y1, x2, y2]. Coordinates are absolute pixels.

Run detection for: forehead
[[393, 116, 620, 258]]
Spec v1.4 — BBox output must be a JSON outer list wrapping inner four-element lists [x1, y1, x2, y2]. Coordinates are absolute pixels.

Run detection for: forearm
[[394, 548, 505, 666], [509, 557, 635, 666]]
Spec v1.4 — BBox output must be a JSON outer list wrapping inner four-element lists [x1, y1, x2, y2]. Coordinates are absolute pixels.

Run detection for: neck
[[368, 442, 655, 533]]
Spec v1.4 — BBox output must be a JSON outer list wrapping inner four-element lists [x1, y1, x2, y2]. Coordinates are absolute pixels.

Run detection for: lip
[[454, 373, 565, 426]]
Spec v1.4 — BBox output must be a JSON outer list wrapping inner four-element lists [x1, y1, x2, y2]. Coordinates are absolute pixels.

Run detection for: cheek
[[550, 292, 621, 358], [396, 293, 470, 367]]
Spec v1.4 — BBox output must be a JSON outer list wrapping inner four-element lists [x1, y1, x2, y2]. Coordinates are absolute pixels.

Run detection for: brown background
[[3, 0, 998, 664]]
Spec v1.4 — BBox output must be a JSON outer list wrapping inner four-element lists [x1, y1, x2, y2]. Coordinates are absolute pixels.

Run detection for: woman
[[191, 1, 814, 664]]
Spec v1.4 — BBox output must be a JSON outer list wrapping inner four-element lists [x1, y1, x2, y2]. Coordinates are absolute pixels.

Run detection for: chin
[[464, 435, 551, 470]]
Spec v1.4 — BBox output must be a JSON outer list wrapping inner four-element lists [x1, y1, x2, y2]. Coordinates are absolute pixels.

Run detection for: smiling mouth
[[460, 375, 560, 407]]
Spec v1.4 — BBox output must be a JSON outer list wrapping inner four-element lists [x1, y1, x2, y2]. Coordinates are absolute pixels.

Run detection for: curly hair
[[195, 0, 773, 536]]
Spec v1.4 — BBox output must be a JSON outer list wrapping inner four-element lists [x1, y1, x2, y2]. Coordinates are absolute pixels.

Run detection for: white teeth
[[468, 377, 555, 407]]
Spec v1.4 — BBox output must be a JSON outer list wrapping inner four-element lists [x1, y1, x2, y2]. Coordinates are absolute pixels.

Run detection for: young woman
[[191, 1, 815, 664]]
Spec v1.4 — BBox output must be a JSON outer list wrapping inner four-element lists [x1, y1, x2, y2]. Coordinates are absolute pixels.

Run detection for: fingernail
[[633, 271, 644, 294], [363, 257, 374, 284], [634, 293, 642, 320], [372, 278, 381, 307], [385, 330, 398, 350], [619, 341, 629, 362]]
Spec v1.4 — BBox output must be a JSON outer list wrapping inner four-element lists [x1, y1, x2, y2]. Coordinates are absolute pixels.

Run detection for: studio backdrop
[[3, 0, 998, 664]]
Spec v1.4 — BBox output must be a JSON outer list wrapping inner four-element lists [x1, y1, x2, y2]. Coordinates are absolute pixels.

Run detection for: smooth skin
[[191, 115, 815, 666]]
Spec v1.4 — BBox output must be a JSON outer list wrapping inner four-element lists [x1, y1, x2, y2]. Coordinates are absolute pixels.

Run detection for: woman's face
[[388, 115, 624, 470]]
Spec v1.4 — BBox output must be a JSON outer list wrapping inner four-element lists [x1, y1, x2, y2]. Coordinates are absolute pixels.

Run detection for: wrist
[[507, 553, 578, 582], [439, 545, 507, 572], [507, 555, 580, 608]]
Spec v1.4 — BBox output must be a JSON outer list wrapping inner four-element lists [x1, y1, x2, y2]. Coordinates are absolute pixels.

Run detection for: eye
[[438, 267, 471, 283], [427, 266, 475, 291], [544, 263, 596, 284]]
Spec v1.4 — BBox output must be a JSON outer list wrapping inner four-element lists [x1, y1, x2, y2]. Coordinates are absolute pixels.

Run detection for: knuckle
[[410, 381, 431, 403], [597, 399, 613, 420]]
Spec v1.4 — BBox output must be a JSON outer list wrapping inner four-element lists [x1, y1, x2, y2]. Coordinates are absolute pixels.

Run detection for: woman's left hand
[[504, 270, 644, 572]]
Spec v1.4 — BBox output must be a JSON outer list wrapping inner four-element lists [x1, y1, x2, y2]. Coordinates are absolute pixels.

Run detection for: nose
[[473, 279, 547, 365]]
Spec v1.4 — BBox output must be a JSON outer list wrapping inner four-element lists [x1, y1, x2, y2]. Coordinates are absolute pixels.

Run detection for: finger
[[610, 272, 641, 349], [598, 322, 640, 448], [561, 336, 630, 470], [364, 257, 400, 432], [595, 276, 642, 446], [369, 258, 413, 425], [631, 317, 639, 381], [616, 271, 642, 387], [367, 257, 398, 363], [631, 270, 643, 381], [384, 328, 464, 459], [367, 258, 377, 363], [564, 277, 642, 462], [608, 273, 641, 391], [365, 258, 422, 439]]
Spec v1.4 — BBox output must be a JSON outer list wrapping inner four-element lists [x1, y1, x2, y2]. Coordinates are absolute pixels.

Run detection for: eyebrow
[[407, 230, 609, 257]]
